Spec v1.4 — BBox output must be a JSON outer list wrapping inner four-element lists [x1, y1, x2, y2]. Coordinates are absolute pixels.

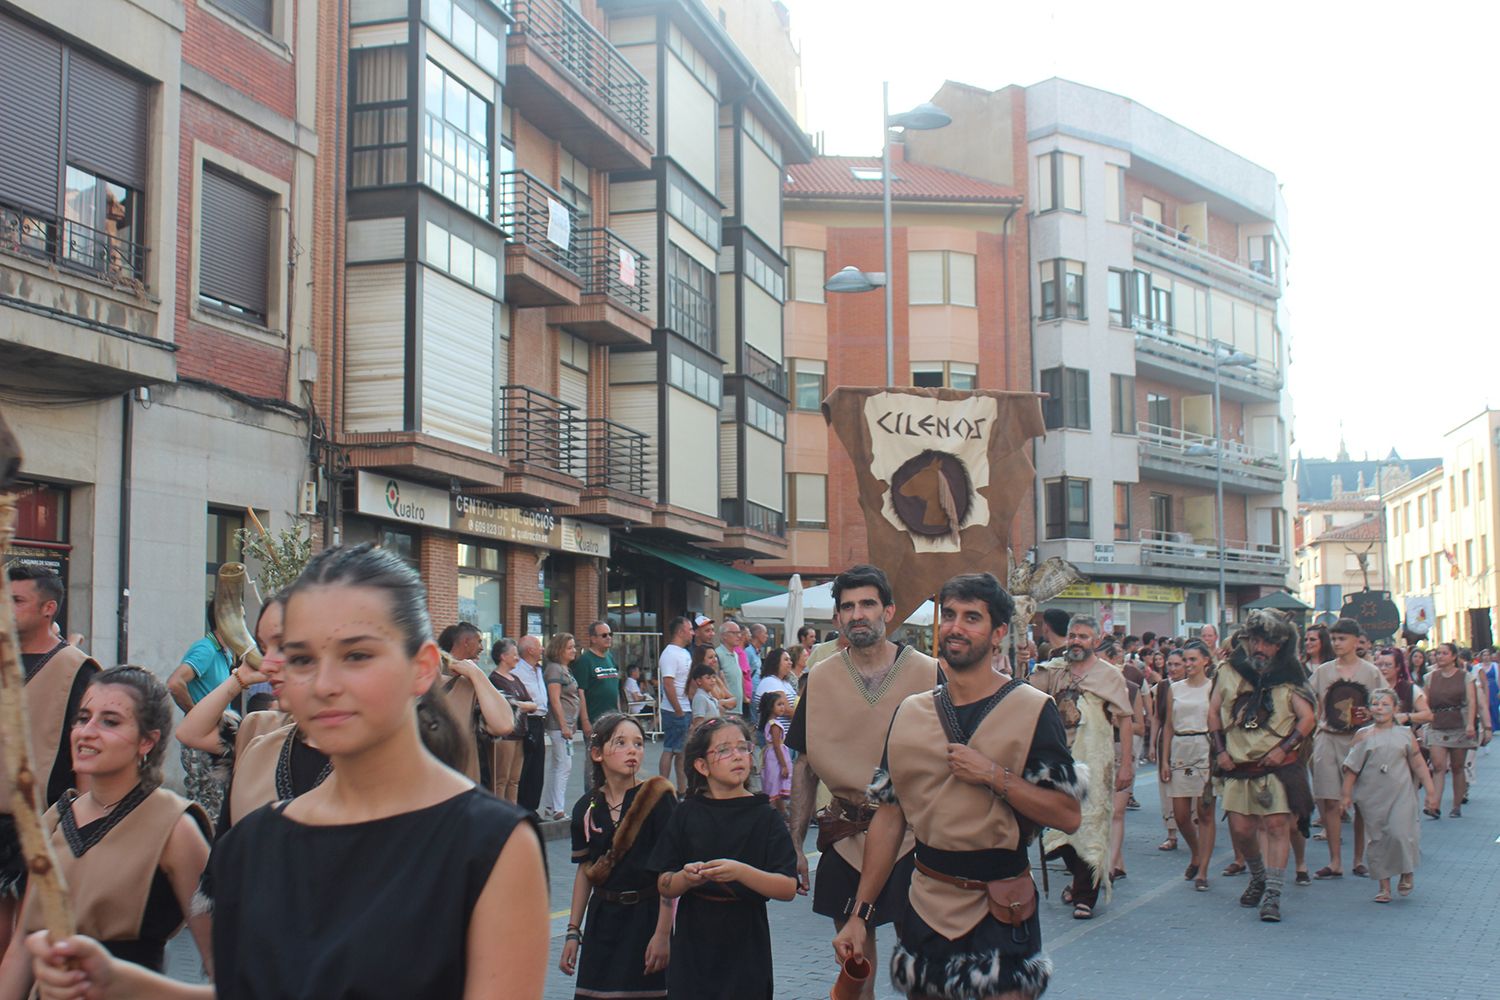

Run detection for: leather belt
[[598, 887, 658, 905], [914, 857, 987, 891]]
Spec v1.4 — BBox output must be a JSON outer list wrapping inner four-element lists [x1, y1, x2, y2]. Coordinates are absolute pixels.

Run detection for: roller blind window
[[199, 166, 273, 324]]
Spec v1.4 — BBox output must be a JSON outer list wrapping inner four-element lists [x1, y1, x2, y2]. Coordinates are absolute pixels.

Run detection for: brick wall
[[421, 530, 460, 630], [507, 546, 545, 636], [573, 557, 604, 636], [174, 88, 296, 398], [183, 0, 296, 120]]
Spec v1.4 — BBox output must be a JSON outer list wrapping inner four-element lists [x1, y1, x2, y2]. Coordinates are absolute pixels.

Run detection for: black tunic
[[570, 785, 676, 998], [647, 794, 799, 1000], [206, 789, 532, 999]]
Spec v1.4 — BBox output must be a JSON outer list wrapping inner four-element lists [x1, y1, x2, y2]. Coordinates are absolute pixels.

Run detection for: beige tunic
[[227, 712, 298, 826], [1213, 668, 1307, 816], [1311, 659, 1384, 799], [437, 669, 483, 782], [885, 684, 1049, 939], [1344, 725, 1422, 880], [803, 645, 939, 870], [0, 644, 98, 813], [1165, 678, 1213, 799], [23, 788, 207, 942]]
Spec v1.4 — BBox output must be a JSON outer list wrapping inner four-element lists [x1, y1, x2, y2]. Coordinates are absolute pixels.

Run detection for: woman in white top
[[1162, 639, 1216, 890]]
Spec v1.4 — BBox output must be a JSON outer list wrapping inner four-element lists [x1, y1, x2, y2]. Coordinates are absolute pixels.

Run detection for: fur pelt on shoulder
[[583, 775, 674, 886]]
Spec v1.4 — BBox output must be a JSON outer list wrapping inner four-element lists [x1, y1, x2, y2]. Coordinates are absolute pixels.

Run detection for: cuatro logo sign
[[385, 479, 429, 521]]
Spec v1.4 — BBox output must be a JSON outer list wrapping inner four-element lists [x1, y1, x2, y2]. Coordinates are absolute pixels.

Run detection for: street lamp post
[[1202, 345, 1256, 632], [825, 85, 950, 386]]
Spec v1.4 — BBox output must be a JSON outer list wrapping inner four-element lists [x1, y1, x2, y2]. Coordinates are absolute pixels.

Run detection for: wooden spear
[[0, 494, 76, 938]]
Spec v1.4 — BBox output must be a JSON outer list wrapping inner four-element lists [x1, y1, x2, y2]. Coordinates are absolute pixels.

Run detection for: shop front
[[350, 471, 610, 647], [1044, 581, 1186, 638]]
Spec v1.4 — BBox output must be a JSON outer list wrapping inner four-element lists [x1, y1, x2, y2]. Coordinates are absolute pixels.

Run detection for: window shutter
[[790, 247, 825, 303], [211, 0, 273, 32], [908, 251, 944, 304], [948, 252, 976, 307], [200, 167, 272, 319], [66, 52, 148, 190], [0, 15, 63, 213]]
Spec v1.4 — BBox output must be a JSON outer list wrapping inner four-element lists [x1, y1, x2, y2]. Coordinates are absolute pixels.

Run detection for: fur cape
[[582, 775, 674, 886]]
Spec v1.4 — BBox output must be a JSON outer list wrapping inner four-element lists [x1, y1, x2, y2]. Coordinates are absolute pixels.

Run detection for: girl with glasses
[[649, 717, 798, 999]]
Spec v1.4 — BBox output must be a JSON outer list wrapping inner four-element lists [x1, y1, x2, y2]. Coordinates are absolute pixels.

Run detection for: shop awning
[[1242, 591, 1312, 612], [619, 540, 782, 606]]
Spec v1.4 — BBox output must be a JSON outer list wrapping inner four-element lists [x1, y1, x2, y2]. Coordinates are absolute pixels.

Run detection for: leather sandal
[[1221, 861, 1247, 876], [1313, 866, 1342, 879], [1072, 902, 1094, 920], [1397, 874, 1414, 896], [1352, 864, 1369, 878], [1158, 837, 1178, 851], [1194, 877, 1209, 891]]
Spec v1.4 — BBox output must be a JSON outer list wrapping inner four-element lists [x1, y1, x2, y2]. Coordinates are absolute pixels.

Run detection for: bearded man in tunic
[[1209, 609, 1315, 922], [834, 573, 1082, 1000], [787, 564, 940, 999], [1028, 614, 1133, 919]]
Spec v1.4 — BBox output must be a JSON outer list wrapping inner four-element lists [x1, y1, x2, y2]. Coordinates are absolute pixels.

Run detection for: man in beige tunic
[[1028, 615, 1133, 919], [788, 565, 939, 998], [834, 573, 1082, 1000]]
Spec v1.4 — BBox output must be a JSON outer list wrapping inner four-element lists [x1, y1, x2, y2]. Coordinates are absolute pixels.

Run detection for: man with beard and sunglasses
[[1028, 615, 1134, 920], [786, 565, 940, 998], [834, 573, 1081, 1000], [1209, 610, 1315, 922]]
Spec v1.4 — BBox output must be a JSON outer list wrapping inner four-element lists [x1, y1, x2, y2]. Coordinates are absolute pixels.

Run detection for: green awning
[[1243, 591, 1311, 612], [619, 540, 781, 606]]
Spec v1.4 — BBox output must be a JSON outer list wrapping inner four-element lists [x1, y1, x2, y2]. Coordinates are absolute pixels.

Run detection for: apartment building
[[905, 79, 1295, 635], [1384, 410, 1499, 647], [330, 0, 806, 642], [0, 0, 318, 668], [760, 143, 1029, 583], [1293, 499, 1385, 615]]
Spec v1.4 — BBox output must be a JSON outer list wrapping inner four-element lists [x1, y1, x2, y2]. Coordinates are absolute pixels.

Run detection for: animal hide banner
[[823, 387, 1046, 623]]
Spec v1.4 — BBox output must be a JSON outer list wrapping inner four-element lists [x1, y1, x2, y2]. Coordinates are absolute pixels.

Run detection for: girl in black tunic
[[560, 713, 676, 999], [23, 544, 550, 1000], [649, 717, 799, 1000]]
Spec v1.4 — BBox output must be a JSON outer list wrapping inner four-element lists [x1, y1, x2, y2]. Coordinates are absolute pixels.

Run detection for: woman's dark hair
[[1182, 639, 1212, 661], [415, 685, 466, 771], [757, 690, 786, 729], [586, 712, 645, 793], [690, 644, 719, 674], [937, 573, 1015, 632], [1376, 646, 1414, 712], [763, 648, 790, 679], [284, 543, 432, 656], [252, 592, 286, 654], [1409, 647, 1428, 683], [683, 716, 754, 798], [1437, 641, 1459, 661], [490, 637, 518, 666], [1304, 624, 1334, 666], [85, 666, 173, 791]]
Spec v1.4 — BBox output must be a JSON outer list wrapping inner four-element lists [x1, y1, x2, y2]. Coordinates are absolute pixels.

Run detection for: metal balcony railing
[[1138, 529, 1286, 574], [1131, 323, 1283, 394], [1136, 422, 1284, 474], [497, 384, 579, 472], [1, 198, 148, 289], [507, 0, 650, 138], [576, 226, 650, 314], [576, 417, 650, 497], [1129, 213, 1275, 291], [665, 275, 713, 351], [498, 170, 583, 276], [745, 347, 787, 397], [722, 499, 787, 537]]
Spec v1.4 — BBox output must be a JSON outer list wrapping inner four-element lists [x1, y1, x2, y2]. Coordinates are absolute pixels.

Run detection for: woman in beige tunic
[[0, 667, 212, 997], [1339, 689, 1439, 903], [1162, 640, 1216, 890]]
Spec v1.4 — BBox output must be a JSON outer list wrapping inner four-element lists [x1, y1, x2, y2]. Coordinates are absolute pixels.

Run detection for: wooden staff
[[0, 494, 76, 938]]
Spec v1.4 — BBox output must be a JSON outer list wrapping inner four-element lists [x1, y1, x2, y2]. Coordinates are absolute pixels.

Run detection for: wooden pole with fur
[[0, 410, 76, 937]]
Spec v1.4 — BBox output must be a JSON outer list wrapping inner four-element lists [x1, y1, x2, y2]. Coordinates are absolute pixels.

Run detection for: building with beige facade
[[1293, 499, 1385, 616], [1384, 410, 1499, 647]]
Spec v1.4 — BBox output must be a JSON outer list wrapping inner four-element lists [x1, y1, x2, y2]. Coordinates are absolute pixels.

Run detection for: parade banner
[[823, 387, 1045, 623]]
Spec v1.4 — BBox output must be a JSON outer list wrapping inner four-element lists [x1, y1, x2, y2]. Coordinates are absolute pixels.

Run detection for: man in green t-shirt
[[573, 619, 622, 792]]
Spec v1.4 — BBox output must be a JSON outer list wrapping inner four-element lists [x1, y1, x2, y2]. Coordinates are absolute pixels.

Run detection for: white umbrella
[[782, 573, 803, 648]]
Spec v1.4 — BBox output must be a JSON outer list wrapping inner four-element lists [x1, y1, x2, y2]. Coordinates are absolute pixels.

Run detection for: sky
[[783, 0, 1500, 462]]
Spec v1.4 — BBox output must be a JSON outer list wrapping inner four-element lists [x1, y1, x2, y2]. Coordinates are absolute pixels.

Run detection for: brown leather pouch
[[985, 872, 1037, 927], [815, 799, 875, 853]]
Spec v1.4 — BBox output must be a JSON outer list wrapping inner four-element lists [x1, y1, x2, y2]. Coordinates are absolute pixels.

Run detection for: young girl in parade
[[559, 713, 676, 999], [24, 543, 549, 1000], [649, 717, 799, 1000], [0, 668, 213, 997], [757, 691, 792, 819]]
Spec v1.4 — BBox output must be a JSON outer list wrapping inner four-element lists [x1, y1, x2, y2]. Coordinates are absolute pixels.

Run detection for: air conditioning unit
[[298, 480, 319, 516]]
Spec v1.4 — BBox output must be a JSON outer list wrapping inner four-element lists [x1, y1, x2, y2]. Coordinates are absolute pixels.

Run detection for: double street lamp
[[1185, 345, 1258, 633], [824, 84, 952, 386]]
